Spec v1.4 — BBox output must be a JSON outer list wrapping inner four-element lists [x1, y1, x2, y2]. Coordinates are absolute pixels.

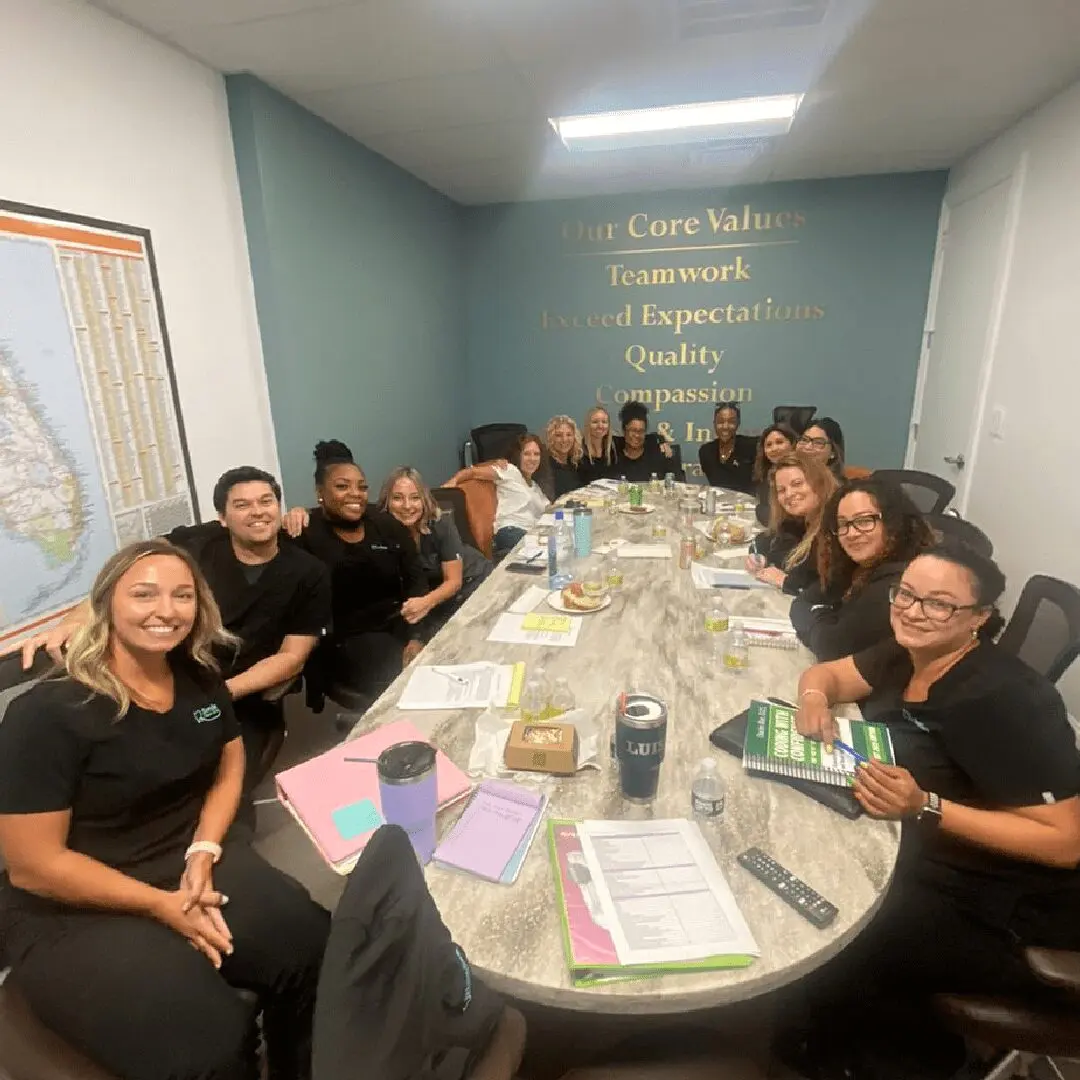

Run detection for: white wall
[[937, 77, 1080, 710], [0, 0, 277, 517]]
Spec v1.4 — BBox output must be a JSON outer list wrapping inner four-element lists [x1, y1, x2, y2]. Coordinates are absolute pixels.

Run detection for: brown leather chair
[[454, 473, 498, 558], [935, 947, 1080, 1072]]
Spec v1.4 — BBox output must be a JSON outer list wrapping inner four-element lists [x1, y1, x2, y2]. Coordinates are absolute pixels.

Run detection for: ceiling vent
[[677, 0, 830, 39]]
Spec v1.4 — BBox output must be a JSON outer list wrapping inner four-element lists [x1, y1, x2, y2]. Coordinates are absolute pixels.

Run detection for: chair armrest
[[1025, 947, 1080, 994]]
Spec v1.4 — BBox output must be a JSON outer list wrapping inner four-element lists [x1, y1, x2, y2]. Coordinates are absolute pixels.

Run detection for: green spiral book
[[742, 699, 894, 789]]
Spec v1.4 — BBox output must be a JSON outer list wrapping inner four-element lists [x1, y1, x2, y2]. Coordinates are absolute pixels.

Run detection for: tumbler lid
[[377, 741, 437, 783]]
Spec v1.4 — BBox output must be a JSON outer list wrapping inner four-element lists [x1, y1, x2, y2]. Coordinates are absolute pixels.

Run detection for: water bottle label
[[722, 654, 748, 670], [692, 792, 725, 817], [705, 616, 729, 633]]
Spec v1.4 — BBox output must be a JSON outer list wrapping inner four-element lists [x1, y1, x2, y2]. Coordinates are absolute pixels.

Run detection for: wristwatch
[[916, 791, 942, 828]]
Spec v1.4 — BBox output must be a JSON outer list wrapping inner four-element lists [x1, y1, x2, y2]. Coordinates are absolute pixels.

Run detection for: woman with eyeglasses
[[782, 540, 1080, 1076], [746, 453, 838, 594], [796, 417, 845, 478], [789, 478, 934, 660]]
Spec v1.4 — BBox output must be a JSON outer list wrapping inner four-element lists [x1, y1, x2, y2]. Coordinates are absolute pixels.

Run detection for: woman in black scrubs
[[544, 415, 585, 498], [790, 478, 933, 660], [378, 465, 491, 638], [289, 440, 428, 700], [796, 416, 846, 479], [751, 422, 797, 523], [786, 540, 1080, 1075], [697, 403, 757, 493], [0, 540, 329, 1080]]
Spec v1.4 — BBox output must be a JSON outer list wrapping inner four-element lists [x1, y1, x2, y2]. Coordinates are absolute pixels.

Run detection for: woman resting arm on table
[[775, 539, 1080, 1077], [0, 540, 329, 1080]]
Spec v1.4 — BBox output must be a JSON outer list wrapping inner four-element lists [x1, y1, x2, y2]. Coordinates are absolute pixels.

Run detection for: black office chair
[[470, 423, 527, 464], [872, 469, 956, 514], [772, 405, 817, 434], [997, 574, 1080, 684], [935, 947, 1080, 1078], [924, 513, 993, 558], [431, 486, 482, 553]]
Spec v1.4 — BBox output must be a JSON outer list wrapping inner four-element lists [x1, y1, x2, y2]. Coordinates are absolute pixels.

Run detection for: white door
[[909, 176, 1016, 512]]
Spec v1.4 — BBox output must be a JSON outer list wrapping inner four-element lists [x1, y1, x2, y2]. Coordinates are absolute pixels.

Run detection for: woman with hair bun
[[285, 439, 429, 700]]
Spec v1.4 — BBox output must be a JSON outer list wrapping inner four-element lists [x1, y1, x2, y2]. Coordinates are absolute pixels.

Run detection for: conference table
[[262, 484, 900, 1017]]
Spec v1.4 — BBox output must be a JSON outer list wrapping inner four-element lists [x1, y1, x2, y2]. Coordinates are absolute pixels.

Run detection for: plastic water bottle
[[520, 675, 547, 723], [549, 677, 576, 717], [705, 600, 730, 658], [691, 758, 725, 821], [617, 475, 629, 499], [649, 471, 662, 497], [723, 623, 750, 675], [548, 510, 574, 589]]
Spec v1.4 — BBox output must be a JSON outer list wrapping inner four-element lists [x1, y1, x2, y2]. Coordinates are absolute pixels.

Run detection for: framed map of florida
[[0, 200, 197, 651]]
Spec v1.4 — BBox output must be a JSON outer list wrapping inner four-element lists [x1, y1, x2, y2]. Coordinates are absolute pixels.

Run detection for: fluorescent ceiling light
[[549, 94, 803, 151]]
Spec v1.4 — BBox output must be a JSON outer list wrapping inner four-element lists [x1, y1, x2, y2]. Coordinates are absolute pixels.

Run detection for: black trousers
[[4, 845, 330, 1080], [332, 631, 405, 700], [232, 695, 286, 837]]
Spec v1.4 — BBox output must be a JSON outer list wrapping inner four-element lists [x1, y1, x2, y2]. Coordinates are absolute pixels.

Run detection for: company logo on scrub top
[[193, 704, 222, 724]]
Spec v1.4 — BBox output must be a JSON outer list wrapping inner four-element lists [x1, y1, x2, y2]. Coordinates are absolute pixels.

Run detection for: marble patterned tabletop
[[264, 484, 899, 1015]]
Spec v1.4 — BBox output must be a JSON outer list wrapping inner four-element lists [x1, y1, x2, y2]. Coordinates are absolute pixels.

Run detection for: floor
[[254, 700, 1080, 1080]]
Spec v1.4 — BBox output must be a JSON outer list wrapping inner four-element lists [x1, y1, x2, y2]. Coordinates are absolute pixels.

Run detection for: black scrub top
[[550, 458, 584, 499], [578, 451, 617, 485], [166, 523, 331, 677], [417, 515, 490, 591], [612, 434, 685, 483], [296, 509, 427, 641], [853, 637, 1080, 937], [698, 435, 757, 494], [789, 559, 906, 661], [0, 664, 240, 915]]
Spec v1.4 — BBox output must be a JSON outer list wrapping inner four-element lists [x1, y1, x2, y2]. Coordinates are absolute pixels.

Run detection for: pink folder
[[275, 719, 472, 873]]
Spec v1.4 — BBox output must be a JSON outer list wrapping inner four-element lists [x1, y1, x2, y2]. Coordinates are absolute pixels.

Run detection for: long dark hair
[[752, 423, 797, 482], [818, 478, 934, 598]]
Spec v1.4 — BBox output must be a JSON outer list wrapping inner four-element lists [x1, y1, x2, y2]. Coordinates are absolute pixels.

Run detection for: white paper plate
[[546, 590, 612, 615], [616, 504, 657, 515]]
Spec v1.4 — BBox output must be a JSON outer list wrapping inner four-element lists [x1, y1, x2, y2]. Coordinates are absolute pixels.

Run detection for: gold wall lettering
[[624, 344, 723, 375], [595, 383, 752, 414], [606, 257, 752, 287]]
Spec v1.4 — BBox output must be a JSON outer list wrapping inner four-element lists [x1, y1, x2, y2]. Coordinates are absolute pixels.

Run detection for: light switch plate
[[989, 405, 1006, 441]]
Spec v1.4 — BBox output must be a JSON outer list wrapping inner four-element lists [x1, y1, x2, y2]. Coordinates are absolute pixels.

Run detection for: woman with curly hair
[[790, 477, 934, 660], [544, 414, 584, 498]]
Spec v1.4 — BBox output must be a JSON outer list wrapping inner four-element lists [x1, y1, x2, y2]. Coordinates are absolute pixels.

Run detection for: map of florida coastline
[[0, 346, 85, 565]]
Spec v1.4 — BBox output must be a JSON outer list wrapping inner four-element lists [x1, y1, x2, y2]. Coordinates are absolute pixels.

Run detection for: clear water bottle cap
[[554, 510, 563, 521]]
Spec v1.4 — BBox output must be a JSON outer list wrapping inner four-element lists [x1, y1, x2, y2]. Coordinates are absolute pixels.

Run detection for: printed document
[[577, 819, 759, 966]]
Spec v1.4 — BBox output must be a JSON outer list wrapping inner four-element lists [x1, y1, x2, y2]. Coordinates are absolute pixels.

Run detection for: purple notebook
[[433, 781, 546, 882]]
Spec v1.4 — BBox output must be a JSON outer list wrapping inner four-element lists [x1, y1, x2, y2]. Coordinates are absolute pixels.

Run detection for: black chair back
[[998, 574, 1080, 684], [924, 513, 993, 558], [772, 405, 817, 434], [872, 469, 955, 515], [431, 486, 481, 553], [470, 423, 526, 464]]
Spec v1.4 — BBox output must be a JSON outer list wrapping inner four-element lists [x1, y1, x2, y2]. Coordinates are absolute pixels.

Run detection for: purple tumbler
[[377, 741, 438, 863]]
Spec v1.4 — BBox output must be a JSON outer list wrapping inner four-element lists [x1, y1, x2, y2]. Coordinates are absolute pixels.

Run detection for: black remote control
[[737, 847, 838, 929]]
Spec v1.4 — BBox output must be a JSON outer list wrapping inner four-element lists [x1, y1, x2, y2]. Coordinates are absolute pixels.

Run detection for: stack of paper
[[617, 543, 672, 559], [397, 662, 525, 710], [487, 611, 582, 647], [548, 818, 759, 986], [690, 564, 770, 591], [433, 781, 548, 884], [735, 617, 798, 648]]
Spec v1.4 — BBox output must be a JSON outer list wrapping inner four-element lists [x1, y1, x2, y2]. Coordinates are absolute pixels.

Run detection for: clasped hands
[[796, 697, 925, 819], [153, 851, 234, 968]]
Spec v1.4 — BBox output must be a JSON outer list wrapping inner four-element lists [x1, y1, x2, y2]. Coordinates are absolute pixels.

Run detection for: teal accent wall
[[462, 173, 945, 470], [226, 75, 465, 505]]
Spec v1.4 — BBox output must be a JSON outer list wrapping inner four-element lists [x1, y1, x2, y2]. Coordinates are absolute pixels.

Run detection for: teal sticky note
[[331, 798, 384, 841]]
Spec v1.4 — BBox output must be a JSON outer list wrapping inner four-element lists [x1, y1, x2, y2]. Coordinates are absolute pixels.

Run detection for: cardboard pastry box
[[504, 720, 579, 775]]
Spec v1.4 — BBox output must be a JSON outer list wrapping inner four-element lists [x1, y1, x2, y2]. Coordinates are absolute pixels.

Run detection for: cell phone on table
[[505, 562, 546, 575]]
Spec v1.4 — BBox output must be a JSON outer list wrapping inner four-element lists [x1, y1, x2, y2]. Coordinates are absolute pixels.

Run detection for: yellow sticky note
[[522, 613, 572, 633]]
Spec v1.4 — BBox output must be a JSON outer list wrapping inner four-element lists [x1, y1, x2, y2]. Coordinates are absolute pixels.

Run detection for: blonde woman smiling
[[379, 466, 491, 637], [0, 540, 328, 1080], [579, 405, 618, 484], [544, 415, 585, 498]]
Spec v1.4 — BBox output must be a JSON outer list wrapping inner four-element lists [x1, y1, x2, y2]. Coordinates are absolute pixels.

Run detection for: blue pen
[[832, 739, 869, 765]]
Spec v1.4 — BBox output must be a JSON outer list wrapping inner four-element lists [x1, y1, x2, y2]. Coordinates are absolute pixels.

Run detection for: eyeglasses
[[835, 513, 882, 536], [888, 584, 981, 623], [797, 436, 829, 449]]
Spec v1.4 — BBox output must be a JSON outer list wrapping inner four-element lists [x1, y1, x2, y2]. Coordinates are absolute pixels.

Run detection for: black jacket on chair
[[313, 825, 505, 1080]]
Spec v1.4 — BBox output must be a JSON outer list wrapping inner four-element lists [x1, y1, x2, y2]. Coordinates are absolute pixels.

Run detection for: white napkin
[[467, 707, 601, 778]]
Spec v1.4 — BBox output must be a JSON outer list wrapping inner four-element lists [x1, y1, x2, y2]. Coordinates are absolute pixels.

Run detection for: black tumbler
[[615, 693, 668, 803]]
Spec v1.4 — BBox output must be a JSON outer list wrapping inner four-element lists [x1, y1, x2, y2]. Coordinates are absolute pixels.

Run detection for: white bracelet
[[185, 841, 222, 864], [800, 688, 829, 703]]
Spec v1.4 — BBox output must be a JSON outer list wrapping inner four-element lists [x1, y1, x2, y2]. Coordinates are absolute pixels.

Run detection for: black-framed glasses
[[888, 584, 981, 623], [797, 435, 829, 449], [835, 513, 882, 537]]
